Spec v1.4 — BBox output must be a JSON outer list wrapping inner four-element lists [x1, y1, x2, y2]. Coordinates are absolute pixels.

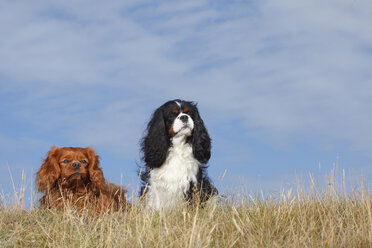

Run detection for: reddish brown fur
[[36, 147, 130, 214], [168, 125, 175, 138]]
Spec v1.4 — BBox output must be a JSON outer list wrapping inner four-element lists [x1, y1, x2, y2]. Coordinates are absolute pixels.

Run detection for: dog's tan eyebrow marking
[[183, 107, 189, 113], [172, 109, 179, 114]]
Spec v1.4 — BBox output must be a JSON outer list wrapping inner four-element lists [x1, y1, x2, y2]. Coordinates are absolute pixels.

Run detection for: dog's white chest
[[147, 141, 199, 210]]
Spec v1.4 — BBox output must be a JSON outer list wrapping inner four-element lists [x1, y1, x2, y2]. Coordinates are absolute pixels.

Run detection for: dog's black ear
[[191, 107, 211, 164], [141, 107, 170, 168]]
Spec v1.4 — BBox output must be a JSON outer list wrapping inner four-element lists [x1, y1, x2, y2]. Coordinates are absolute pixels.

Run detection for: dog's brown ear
[[86, 147, 105, 189], [36, 146, 61, 192]]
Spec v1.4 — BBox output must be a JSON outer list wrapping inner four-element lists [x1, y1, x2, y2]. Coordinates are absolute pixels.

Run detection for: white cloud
[[1, 0, 372, 161]]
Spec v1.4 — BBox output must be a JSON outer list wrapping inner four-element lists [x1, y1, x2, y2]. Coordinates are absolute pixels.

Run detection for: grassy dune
[[0, 172, 371, 248]]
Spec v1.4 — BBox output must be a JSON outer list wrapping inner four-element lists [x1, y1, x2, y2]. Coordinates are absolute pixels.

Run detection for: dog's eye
[[81, 160, 87, 164], [62, 159, 70, 164]]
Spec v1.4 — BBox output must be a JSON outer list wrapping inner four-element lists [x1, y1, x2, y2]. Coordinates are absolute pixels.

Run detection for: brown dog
[[36, 147, 129, 213]]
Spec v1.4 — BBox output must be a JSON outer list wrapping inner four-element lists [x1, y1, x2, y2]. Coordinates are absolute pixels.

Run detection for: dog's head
[[36, 147, 104, 192], [142, 99, 211, 168], [162, 100, 195, 138]]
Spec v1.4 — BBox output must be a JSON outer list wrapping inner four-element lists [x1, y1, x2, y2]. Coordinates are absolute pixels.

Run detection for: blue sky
[[1, 0, 371, 205]]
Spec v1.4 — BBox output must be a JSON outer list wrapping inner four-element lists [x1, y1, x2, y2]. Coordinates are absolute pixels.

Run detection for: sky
[[1, 0, 371, 205]]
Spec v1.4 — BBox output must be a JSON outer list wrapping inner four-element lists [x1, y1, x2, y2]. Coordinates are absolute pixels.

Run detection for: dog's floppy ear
[[86, 147, 105, 189], [36, 146, 61, 192], [141, 107, 170, 168], [191, 106, 211, 164]]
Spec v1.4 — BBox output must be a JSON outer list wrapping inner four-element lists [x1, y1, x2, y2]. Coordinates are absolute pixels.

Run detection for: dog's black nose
[[180, 115, 188, 123], [72, 162, 81, 170]]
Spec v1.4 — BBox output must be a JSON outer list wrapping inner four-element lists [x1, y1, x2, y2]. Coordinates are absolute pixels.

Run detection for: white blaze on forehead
[[175, 101, 181, 108]]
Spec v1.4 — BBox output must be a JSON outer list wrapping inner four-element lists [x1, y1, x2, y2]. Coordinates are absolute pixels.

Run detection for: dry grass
[[0, 171, 371, 248]]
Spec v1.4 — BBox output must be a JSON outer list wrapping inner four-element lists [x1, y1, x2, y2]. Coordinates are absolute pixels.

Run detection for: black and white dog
[[140, 99, 218, 209]]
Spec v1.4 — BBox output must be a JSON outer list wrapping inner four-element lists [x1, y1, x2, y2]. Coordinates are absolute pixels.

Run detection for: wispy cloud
[[1, 0, 372, 195]]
